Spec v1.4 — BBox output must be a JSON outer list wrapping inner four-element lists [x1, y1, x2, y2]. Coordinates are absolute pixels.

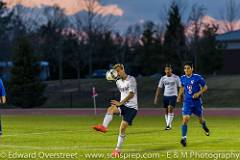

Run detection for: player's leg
[[193, 101, 210, 136], [112, 106, 137, 157], [93, 105, 119, 133], [180, 104, 191, 147], [164, 107, 169, 129], [198, 116, 210, 136], [166, 106, 174, 129], [163, 96, 169, 129], [102, 105, 120, 127], [166, 96, 177, 129], [181, 115, 190, 147], [112, 120, 128, 157]]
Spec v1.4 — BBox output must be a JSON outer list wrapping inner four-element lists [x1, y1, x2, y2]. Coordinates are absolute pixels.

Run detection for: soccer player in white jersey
[[93, 63, 138, 157], [154, 64, 181, 130]]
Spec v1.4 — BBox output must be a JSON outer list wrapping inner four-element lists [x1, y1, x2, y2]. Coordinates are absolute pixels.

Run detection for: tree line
[[0, 0, 227, 107]]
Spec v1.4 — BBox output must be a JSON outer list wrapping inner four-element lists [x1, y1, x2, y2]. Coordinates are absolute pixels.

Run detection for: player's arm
[[154, 87, 161, 104], [154, 78, 163, 104], [0, 79, 6, 104], [193, 85, 208, 99], [177, 86, 184, 102], [193, 76, 208, 99], [111, 92, 134, 106], [0, 96, 6, 104]]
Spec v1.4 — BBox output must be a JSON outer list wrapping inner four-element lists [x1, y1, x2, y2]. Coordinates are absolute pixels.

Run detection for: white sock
[[102, 114, 113, 128], [165, 114, 168, 125], [167, 113, 174, 127], [116, 134, 125, 150]]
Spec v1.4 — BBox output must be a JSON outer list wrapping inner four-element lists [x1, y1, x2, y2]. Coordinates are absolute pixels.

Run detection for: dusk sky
[[3, 0, 240, 32], [102, 0, 238, 32]]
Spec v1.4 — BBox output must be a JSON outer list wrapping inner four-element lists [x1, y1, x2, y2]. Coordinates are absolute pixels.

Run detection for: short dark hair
[[165, 64, 172, 68], [184, 62, 193, 68]]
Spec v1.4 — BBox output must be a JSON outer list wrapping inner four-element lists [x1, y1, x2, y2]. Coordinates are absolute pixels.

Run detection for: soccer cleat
[[204, 128, 210, 136], [93, 125, 108, 133], [165, 126, 171, 130], [180, 138, 187, 147], [112, 149, 121, 157]]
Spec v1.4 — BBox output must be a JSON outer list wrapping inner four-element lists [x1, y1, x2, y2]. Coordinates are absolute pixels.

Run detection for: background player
[[93, 64, 138, 157], [154, 64, 181, 130], [177, 62, 210, 147], [0, 78, 6, 136]]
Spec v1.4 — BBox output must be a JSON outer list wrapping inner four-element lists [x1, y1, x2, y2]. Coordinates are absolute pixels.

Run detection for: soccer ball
[[106, 69, 118, 81]]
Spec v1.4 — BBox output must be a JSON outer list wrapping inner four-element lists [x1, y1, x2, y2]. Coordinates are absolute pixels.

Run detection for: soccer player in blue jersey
[[177, 62, 210, 147], [0, 79, 6, 136]]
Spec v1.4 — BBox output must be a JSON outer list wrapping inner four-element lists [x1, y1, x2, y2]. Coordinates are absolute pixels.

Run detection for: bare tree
[[74, 0, 118, 75], [37, 6, 67, 85], [220, 0, 240, 32], [187, 3, 207, 41], [187, 3, 207, 71], [63, 33, 88, 90]]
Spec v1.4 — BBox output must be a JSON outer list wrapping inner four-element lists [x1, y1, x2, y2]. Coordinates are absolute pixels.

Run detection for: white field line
[[1, 127, 164, 137]]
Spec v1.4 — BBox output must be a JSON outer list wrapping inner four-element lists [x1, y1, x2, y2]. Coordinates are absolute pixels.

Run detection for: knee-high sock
[[202, 121, 208, 131], [182, 124, 188, 139], [102, 114, 113, 128], [165, 114, 168, 125], [116, 134, 125, 150], [167, 113, 174, 127]]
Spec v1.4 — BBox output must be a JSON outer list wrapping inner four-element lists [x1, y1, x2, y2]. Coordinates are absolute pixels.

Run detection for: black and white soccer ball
[[106, 69, 119, 81]]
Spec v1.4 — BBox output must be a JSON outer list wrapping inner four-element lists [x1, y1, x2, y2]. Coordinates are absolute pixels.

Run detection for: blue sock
[[202, 121, 208, 131], [181, 124, 187, 139]]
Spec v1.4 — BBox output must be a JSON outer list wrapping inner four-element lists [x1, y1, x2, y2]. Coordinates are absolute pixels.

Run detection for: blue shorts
[[118, 105, 137, 126], [182, 100, 203, 117], [163, 96, 177, 108]]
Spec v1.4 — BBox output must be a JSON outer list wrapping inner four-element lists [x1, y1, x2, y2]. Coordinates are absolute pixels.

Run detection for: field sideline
[[0, 108, 240, 160]]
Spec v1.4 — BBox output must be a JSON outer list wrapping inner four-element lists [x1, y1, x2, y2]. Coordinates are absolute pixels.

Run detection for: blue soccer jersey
[[0, 79, 6, 97], [180, 74, 206, 116], [180, 74, 206, 102]]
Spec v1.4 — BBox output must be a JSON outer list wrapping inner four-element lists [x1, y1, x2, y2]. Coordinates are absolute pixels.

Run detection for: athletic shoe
[[93, 125, 108, 133], [112, 149, 121, 157], [180, 138, 187, 147], [204, 128, 210, 136], [165, 126, 171, 130]]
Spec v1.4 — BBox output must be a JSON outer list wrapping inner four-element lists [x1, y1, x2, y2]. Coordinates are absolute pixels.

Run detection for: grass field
[[0, 115, 240, 160]]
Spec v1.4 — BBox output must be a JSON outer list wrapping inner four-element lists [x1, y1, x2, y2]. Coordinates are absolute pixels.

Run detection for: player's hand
[[177, 96, 182, 103], [192, 92, 201, 99], [111, 100, 122, 106]]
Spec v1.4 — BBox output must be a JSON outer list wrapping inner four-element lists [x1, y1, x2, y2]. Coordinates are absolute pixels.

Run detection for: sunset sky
[[2, 0, 240, 32]]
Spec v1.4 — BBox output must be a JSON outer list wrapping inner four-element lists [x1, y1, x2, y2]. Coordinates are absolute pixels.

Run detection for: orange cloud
[[186, 15, 240, 37], [2, 0, 124, 16]]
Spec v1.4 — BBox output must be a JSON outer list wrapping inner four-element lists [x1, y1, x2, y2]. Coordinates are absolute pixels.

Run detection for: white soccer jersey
[[116, 75, 138, 110], [158, 74, 181, 96]]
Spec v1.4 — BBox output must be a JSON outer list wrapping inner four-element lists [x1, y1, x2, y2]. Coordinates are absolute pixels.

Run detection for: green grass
[[0, 115, 240, 160]]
